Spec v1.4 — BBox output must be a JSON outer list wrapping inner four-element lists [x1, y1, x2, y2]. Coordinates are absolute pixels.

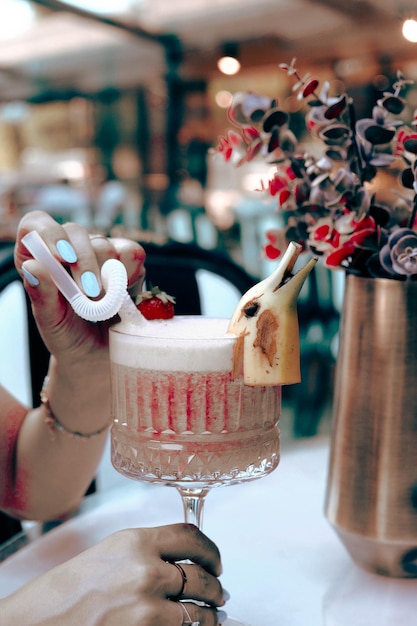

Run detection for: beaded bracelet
[[41, 376, 111, 440]]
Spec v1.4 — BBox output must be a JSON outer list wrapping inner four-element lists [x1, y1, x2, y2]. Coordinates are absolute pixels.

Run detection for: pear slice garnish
[[228, 242, 317, 386]]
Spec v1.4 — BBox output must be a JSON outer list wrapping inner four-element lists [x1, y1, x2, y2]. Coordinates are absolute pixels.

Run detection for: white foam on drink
[[110, 316, 236, 372]]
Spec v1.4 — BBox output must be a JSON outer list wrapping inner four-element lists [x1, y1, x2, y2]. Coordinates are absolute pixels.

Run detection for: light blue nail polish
[[217, 609, 228, 624], [22, 266, 40, 287], [56, 240, 77, 263], [81, 271, 100, 297], [222, 589, 231, 602]]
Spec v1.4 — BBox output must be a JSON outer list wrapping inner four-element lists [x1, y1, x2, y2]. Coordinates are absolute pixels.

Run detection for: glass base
[[223, 618, 249, 626]]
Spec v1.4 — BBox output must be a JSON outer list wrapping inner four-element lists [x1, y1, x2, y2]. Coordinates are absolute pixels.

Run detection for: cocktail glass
[[109, 242, 315, 625], [109, 315, 281, 626]]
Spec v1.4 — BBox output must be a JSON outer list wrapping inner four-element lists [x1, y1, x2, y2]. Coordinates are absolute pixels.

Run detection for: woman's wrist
[[44, 356, 112, 437], [41, 376, 111, 440]]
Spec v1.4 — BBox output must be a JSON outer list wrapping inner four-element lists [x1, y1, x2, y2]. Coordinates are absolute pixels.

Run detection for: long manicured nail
[[222, 589, 231, 602], [56, 239, 77, 263], [81, 271, 100, 297], [22, 265, 40, 287], [217, 610, 228, 624]]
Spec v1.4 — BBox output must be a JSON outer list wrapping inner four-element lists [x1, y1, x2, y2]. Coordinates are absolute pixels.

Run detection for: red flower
[[264, 244, 281, 260], [215, 131, 242, 162], [325, 242, 356, 267], [323, 216, 376, 267], [312, 222, 331, 242], [266, 174, 287, 196], [215, 116, 266, 166], [396, 128, 417, 156], [263, 229, 282, 259]]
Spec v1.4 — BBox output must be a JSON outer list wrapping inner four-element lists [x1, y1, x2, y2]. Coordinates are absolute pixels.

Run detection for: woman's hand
[[4, 211, 146, 520], [1, 524, 228, 626], [14, 210, 146, 367]]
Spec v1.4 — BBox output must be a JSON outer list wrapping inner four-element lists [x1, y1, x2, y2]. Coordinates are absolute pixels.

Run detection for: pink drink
[[110, 316, 281, 488]]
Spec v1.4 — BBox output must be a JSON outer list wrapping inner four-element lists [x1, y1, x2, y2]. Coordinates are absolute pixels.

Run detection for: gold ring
[[89, 234, 108, 241]]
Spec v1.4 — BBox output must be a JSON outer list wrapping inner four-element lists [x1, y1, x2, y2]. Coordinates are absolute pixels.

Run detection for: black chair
[[139, 240, 257, 315]]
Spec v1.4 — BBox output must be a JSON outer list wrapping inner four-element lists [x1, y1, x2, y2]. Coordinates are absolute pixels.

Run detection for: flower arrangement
[[215, 59, 417, 279]]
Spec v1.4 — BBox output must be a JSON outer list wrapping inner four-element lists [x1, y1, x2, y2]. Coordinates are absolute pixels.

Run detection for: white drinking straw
[[22, 230, 141, 323]]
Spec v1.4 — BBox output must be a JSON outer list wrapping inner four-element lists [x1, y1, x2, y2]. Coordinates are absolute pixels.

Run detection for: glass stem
[[177, 487, 210, 530]]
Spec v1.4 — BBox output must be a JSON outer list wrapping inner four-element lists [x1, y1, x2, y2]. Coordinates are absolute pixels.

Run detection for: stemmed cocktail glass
[[109, 244, 316, 626], [109, 315, 280, 626]]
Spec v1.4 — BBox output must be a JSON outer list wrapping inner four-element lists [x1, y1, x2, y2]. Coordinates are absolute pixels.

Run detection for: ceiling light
[[217, 56, 241, 76], [215, 90, 233, 108], [402, 18, 417, 43], [217, 42, 241, 76]]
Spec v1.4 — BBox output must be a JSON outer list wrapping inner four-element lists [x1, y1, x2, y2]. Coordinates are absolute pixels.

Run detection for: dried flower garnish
[[214, 59, 417, 279]]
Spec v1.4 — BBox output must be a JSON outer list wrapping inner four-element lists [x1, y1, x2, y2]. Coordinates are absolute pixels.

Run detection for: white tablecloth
[[1, 437, 417, 625]]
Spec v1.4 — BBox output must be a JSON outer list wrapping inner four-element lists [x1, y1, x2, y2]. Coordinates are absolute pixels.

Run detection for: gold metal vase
[[324, 273, 417, 577]]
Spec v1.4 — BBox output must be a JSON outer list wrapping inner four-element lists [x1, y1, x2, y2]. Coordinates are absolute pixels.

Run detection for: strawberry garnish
[[136, 286, 175, 320]]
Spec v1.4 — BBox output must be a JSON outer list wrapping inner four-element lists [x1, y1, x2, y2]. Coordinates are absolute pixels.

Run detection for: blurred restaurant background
[[1, 0, 417, 454]]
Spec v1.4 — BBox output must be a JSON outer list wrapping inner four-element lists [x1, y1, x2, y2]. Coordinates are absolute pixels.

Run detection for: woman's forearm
[[11, 356, 111, 521]]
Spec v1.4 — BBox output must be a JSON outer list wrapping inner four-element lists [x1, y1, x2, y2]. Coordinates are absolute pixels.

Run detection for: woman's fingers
[[175, 600, 225, 626], [62, 222, 104, 297], [108, 236, 146, 290], [128, 524, 225, 613], [151, 598, 222, 626], [15, 211, 146, 299], [166, 561, 225, 607], [15, 210, 74, 270], [21, 256, 71, 330], [147, 524, 226, 618], [143, 523, 222, 577]]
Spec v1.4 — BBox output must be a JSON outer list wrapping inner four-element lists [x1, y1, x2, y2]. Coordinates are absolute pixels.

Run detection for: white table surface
[[1, 436, 417, 625]]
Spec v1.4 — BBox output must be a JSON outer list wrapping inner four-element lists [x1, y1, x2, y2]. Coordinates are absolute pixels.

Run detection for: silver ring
[[180, 601, 200, 626]]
